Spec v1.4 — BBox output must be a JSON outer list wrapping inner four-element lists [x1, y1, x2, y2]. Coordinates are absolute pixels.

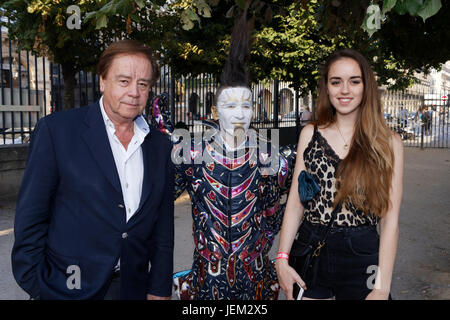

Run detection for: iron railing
[[1, 26, 448, 148]]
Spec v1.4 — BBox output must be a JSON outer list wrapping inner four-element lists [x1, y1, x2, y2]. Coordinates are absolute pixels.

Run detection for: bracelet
[[276, 252, 290, 260]]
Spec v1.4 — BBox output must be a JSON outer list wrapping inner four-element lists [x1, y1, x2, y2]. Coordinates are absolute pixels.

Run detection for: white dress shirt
[[99, 96, 150, 223], [100, 97, 150, 272]]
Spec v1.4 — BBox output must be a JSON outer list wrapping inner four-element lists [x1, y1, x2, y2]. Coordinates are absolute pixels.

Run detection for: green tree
[[2, 0, 447, 110], [129, 0, 448, 93], [316, 0, 448, 90], [133, 0, 334, 96], [0, 0, 177, 109], [165, 0, 448, 92]]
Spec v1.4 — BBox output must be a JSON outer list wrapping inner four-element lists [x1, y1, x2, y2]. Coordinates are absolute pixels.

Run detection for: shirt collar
[[99, 95, 150, 138]]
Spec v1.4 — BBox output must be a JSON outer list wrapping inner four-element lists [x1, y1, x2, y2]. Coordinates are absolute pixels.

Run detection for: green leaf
[[417, 0, 441, 22], [180, 11, 195, 30], [181, 21, 193, 30], [84, 11, 96, 22], [135, 0, 145, 9], [197, 0, 212, 18], [99, 1, 115, 15], [404, 0, 424, 16], [96, 14, 108, 29], [394, 0, 408, 14], [185, 8, 199, 21], [200, 7, 211, 18], [382, 0, 397, 15]]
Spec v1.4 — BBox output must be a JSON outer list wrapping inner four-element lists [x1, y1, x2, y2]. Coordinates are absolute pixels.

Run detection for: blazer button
[[118, 204, 124, 209], [122, 232, 128, 239]]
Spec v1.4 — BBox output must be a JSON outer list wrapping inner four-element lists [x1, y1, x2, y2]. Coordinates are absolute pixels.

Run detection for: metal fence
[[380, 89, 449, 148], [1, 27, 448, 148], [0, 26, 48, 145], [49, 66, 312, 133]]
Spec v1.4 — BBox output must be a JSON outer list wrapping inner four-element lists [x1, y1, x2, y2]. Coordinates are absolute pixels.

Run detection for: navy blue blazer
[[11, 102, 174, 299]]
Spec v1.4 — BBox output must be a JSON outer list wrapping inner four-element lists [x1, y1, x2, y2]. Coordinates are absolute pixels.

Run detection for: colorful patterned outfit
[[171, 121, 296, 300]]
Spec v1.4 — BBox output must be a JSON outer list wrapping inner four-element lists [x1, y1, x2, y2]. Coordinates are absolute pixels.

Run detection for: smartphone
[[293, 282, 305, 300]]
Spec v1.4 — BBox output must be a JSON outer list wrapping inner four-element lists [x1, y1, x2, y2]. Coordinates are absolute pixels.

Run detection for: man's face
[[217, 87, 253, 137], [100, 53, 152, 124]]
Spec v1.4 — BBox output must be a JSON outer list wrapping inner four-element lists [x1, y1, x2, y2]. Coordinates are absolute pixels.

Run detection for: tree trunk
[[61, 63, 76, 110]]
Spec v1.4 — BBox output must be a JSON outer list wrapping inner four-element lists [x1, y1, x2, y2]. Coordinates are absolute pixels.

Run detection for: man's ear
[[99, 76, 105, 93]]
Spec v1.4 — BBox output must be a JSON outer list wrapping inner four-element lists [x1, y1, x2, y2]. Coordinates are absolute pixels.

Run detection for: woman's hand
[[275, 259, 306, 300], [365, 289, 390, 300]]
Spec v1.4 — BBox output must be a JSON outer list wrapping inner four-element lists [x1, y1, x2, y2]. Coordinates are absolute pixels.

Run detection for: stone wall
[[0, 145, 28, 201], [0, 125, 302, 200]]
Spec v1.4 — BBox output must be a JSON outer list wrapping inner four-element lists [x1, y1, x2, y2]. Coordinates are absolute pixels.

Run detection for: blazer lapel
[[81, 102, 122, 195], [137, 135, 154, 212]]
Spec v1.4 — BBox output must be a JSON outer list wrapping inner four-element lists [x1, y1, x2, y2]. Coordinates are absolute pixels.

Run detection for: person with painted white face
[[167, 78, 296, 299], [153, 4, 297, 300], [216, 86, 253, 149], [276, 49, 403, 300]]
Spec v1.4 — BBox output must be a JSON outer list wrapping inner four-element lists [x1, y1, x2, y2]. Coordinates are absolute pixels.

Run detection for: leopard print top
[[303, 126, 379, 227]]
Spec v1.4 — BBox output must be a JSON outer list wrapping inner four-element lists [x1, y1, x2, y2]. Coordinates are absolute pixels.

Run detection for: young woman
[[275, 49, 404, 300]]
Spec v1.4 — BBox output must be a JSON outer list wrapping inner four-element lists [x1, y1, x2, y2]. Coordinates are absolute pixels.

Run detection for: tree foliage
[[1, 1, 119, 109], [0, 0, 175, 109], [159, 0, 448, 92], [148, 0, 448, 93], [0, 0, 447, 110], [316, 0, 448, 90]]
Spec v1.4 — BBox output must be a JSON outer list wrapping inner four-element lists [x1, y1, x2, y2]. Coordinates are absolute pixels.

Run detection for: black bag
[[289, 204, 341, 298], [288, 233, 321, 288], [291, 169, 341, 297]]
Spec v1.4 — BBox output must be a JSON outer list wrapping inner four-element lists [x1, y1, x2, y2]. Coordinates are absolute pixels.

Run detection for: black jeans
[[295, 220, 390, 300]]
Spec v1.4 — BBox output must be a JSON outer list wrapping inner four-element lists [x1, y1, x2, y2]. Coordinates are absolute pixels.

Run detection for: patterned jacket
[[171, 121, 296, 300]]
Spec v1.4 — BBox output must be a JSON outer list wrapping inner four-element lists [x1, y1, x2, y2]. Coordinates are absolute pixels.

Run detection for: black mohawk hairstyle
[[219, 1, 252, 88]]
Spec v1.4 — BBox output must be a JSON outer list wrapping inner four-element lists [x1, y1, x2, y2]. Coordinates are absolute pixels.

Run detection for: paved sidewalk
[[1, 147, 449, 300]]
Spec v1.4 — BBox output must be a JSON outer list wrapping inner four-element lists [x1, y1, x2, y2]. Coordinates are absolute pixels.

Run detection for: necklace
[[335, 123, 350, 150]]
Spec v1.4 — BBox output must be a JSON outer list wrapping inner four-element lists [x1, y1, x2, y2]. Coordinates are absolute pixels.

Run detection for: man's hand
[[147, 294, 171, 300]]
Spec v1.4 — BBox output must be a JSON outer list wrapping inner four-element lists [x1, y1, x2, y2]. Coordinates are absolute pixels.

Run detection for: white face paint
[[217, 87, 253, 139]]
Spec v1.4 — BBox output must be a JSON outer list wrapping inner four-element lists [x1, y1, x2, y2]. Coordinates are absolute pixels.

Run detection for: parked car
[[408, 111, 416, 121], [282, 111, 302, 120]]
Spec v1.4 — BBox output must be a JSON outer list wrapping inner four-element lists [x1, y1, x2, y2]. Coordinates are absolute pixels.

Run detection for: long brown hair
[[315, 49, 394, 217]]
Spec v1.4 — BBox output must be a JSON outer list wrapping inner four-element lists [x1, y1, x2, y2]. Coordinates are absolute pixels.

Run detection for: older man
[[11, 40, 174, 300]]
